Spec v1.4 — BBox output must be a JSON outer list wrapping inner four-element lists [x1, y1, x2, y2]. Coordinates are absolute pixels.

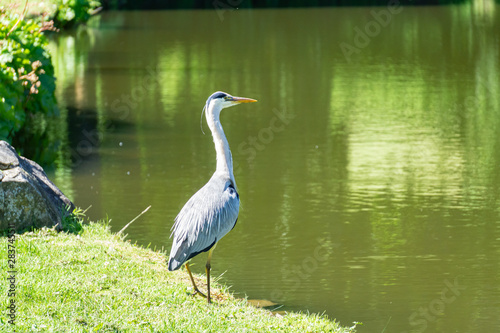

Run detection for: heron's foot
[[189, 288, 207, 299]]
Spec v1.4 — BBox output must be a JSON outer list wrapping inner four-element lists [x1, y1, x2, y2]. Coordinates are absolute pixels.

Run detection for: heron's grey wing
[[168, 176, 239, 271]]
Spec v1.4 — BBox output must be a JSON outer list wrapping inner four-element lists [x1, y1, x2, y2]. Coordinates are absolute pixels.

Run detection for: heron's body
[[167, 91, 256, 303], [168, 172, 239, 271]]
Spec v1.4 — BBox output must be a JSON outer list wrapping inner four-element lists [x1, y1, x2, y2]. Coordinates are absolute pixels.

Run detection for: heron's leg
[[185, 262, 206, 298], [206, 247, 215, 304]]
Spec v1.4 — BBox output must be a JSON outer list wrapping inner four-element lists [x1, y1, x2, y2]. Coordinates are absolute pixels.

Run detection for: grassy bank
[[0, 220, 356, 332]]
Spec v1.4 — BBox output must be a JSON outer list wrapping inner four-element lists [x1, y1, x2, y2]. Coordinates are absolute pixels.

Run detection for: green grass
[[0, 220, 356, 332]]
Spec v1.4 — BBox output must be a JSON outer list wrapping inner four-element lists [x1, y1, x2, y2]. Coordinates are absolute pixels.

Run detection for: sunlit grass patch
[[0, 221, 356, 332]]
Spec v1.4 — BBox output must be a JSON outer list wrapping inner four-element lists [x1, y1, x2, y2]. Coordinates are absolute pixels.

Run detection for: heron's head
[[205, 91, 257, 113]]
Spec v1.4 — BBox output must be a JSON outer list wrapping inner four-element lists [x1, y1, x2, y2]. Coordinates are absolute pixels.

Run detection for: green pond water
[[47, 5, 500, 332]]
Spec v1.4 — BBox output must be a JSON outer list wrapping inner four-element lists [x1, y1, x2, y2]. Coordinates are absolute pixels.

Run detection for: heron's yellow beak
[[230, 96, 258, 104]]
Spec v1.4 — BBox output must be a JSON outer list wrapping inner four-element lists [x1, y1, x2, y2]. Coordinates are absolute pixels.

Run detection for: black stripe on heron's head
[[206, 91, 229, 105]]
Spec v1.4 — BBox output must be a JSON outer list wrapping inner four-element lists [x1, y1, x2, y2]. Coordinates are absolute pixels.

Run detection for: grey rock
[[0, 141, 75, 232], [0, 141, 19, 170]]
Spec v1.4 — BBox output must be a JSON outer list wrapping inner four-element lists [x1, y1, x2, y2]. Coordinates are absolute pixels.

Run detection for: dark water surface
[[47, 5, 500, 332]]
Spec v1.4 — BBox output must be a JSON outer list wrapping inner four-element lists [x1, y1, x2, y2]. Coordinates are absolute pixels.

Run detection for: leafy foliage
[[0, 9, 59, 163], [0, 11, 56, 135], [0, 1, 100, 165], [54, 0, 101, 28]]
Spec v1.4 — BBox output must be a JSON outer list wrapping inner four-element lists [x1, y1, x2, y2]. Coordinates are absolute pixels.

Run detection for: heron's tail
[[168, 257, 183, 271], [168, 239, 187, 271]]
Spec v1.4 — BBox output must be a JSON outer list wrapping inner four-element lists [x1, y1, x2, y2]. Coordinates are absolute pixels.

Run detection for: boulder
[[0, 140, 74, 232]]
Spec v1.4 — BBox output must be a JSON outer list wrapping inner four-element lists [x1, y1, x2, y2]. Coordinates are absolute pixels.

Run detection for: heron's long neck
[[207, 109, 235, 183]]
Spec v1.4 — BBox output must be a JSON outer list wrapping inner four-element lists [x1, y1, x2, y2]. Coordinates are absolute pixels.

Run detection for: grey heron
[[167, 91, 257, 304]]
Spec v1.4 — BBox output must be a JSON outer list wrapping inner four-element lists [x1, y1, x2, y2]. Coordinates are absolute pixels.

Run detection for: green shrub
[[0, 9, 58, 163], [54, 0, 101, 28]]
